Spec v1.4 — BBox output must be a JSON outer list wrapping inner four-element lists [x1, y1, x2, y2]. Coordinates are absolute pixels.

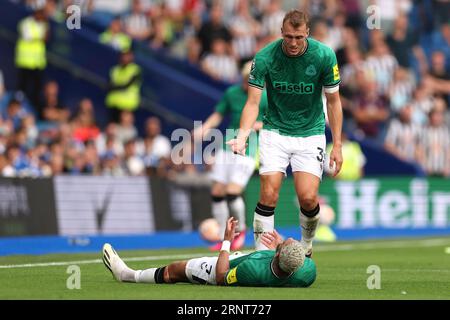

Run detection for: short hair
[[278, 240, 305, 274], [282, 10, 310, 29]]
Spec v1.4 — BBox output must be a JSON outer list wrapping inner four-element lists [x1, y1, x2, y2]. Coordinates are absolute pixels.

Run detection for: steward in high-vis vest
[[15, 8, 48, 108], [105, 51, 142, 123]]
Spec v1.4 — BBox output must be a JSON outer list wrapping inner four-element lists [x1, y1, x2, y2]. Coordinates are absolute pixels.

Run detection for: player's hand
[[260, 229, 284, 249], [224, 217, 239, 242], [226, 138, 247, 155], [329, 145, 343, 177]]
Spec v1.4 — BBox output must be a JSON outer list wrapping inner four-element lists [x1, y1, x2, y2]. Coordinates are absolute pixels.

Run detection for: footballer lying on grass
[[103, 217, 316, 287]]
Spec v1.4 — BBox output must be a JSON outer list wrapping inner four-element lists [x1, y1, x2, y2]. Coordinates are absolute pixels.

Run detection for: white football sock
[[253, 212, 274, 250], [228, 196, 246, 231], [134, 268, 156, 283], [118, 267, 137, 283], [212, 198, 229, 238], [300, 210, 320, 251]]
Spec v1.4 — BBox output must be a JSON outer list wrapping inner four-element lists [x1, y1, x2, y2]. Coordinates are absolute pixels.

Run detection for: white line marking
[[1, 238, 449, 269]]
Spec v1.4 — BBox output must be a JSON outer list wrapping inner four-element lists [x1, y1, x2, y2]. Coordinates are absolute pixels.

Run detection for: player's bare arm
[[325, 90, 344, 177], [215, 217, 239, 285], [192, 112, 223, 140], [226, 86, 262, 155]]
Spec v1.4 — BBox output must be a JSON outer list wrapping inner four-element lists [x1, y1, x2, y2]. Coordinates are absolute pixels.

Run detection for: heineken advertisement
[[244, 177, 450, 228]]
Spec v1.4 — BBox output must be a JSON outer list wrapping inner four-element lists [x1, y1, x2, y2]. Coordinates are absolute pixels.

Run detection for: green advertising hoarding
[[244, 177, 450, 228]]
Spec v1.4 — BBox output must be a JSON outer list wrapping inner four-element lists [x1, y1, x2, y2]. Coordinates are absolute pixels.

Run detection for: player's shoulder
[[307, 37, 336, 58]]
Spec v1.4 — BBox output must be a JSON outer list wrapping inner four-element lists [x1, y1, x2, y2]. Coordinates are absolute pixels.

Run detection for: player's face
[[281, 23, 309, 56]]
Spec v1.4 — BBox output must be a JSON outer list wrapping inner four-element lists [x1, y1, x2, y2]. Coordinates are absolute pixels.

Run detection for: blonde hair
[[278, 241, 305, 274]]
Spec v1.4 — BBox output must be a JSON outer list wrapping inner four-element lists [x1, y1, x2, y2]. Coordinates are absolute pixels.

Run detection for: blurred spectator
[[0, 154, 15, 177], [140, 116, 172, 175], [39, 81, 70, 123], [148, 16, 172, 51], [201, 38, 239, 83], [95, 122, 124, 157], [326, 132, 366, 180], [386, 13, 428, 73], [260, 0, 285, 43], [71, 98, 100, 143], [15, 8, 49, 108], [352, 76, 390, 143], [364, 39, 399, 96], [115, 110, 138, 145], [410, 80, 435, 125], [417, 104, 450, 177], [228, 0, 260, 66], [99, 17, 132, 52], [196, 4, 232, 57], [388, 67, 417, 112], [122, 0, 152, 41], [384, 104, 422, 163], [122, 138, 145, 176], [2, 99, 32, 132], [429, 50, 450, 103], [105, 51, 142, 123]]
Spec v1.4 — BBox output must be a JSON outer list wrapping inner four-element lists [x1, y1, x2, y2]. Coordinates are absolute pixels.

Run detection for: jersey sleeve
[[248, 54, 267, 90], [321, 48, 341, 93]]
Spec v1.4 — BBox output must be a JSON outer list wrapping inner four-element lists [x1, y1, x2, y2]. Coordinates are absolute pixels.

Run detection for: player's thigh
[[259, 129, 290, 175], [293, 171, 321, 208], [185, 257, 218, 285], [290, 135, 326, 180], [228, 155, 256, 190]]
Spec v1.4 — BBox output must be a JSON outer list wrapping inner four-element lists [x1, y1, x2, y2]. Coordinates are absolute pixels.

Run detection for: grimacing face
[[281, 23, 309, 56]]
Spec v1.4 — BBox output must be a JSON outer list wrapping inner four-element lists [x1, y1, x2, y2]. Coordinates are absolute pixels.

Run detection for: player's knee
[[299, 194, 319, 211], [260, 188, 279, 206]]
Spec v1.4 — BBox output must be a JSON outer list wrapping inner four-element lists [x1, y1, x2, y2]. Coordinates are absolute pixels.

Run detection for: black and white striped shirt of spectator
[[419, 106, 450, 177], [384, 105, 422, 163], [122, 0, 152, 41]]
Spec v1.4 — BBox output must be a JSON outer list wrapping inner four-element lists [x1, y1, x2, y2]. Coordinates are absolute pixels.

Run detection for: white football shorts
[[185, 252, 248, 285], [258, 129, 326, 179], [209, 149, 256, 186]]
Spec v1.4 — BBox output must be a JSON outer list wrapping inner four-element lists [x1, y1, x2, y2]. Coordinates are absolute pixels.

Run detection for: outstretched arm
[[226, 86, 262, 155], [215, 217, 239, 285]]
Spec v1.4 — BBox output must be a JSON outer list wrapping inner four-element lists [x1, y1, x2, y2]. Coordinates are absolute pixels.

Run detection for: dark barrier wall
[[0, 176, 212, 237], [0, 178, 58, 236]]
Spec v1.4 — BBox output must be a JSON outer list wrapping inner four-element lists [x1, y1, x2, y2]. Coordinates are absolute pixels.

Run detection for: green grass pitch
[[0, 237, 449, 300]]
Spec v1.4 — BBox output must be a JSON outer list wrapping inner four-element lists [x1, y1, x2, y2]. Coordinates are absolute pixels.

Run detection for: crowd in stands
[[1, 0, 449, 178]]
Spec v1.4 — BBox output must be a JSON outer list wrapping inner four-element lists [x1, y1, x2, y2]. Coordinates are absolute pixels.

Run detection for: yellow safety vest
[[15, 16, 47, 70], [99, 31, 132, 53], [105, 63, 141, 111]]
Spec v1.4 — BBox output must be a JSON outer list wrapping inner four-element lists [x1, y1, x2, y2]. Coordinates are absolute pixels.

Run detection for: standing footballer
[[227, 10, 343, 256]]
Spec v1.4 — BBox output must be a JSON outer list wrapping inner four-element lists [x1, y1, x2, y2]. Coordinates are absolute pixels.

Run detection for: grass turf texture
[[0, 237, 449, 300]]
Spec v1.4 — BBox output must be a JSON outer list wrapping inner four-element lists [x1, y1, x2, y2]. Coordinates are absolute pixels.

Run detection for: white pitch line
[[0, 238, 449, 269]]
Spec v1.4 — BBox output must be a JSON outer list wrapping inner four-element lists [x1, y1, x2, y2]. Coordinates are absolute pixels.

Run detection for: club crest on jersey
[[305, 65, 316, 76], [273, 81, 314, 94]]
